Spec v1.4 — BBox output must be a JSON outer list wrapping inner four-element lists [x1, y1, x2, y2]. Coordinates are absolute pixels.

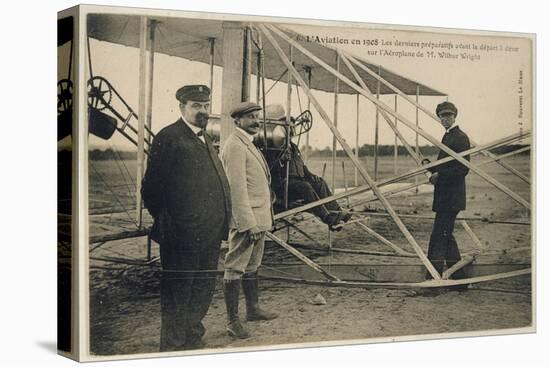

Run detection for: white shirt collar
[[181, 116, 205, 143], [181, 116, 202, 134], [236, 127, 255, 142], [446, 124, 459, 133]]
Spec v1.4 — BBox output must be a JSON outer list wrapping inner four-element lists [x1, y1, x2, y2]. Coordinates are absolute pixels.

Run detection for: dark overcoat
[[141, 118, 232, 350], [430, 126, 471, 212], [142, 118, 231, 249]]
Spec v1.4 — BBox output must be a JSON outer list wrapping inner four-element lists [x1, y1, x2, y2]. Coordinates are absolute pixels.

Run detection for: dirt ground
[[88, 155, 532, 356]]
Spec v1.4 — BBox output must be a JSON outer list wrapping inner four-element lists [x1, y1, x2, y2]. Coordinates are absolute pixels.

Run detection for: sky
[[58, 15, 533, 152]]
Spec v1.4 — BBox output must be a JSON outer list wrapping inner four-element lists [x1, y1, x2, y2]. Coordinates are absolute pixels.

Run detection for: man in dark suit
[[425, 101, 470, 287], [141, 85, 232, 351]]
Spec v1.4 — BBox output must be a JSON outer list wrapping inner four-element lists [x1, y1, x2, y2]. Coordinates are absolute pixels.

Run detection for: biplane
[[57, 10, 532, 292]]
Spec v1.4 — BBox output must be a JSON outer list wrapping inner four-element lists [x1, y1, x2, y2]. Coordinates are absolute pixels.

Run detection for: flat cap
[[436, 101, 458, 117], [230, 101, 262, 119], [175, 85, 210, 103]]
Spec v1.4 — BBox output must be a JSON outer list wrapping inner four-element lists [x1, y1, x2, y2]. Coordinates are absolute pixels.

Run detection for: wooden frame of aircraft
[[70, 11, 531, 289]]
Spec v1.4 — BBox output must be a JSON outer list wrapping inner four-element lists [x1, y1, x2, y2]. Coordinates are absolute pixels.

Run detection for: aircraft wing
[[87, 13, 445, 96]]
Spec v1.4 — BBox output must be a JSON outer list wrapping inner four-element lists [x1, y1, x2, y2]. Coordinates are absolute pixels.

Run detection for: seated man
[[261, 104, 352, 230]]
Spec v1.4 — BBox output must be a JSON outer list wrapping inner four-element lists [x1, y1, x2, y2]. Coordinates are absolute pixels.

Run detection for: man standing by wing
[[423, 101, 470, 291], [142, 85, 232, 351], [221, 101, 279, 339]]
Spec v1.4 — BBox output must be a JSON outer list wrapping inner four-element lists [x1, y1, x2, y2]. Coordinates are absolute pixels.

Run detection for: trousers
[[426, 210, 466, 279], [287, 176, 340, 219], [158, 228, 223, 352], [224, 229, 266, 280]]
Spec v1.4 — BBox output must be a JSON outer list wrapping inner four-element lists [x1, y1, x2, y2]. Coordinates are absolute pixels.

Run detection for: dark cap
[[175, 85, 211, 103], [436, 101, 458, 117], [230, 101, 262, 119]]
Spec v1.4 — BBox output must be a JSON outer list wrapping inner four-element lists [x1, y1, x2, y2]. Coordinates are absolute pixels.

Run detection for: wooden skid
[[265, 232, 340, 282], [258, 265, 531, 289], [354, 220, 416, 257]]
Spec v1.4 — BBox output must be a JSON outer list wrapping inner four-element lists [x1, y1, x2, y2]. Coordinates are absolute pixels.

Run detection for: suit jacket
[[221, 128, 273, 232], [266, 142, 315, 198], [141, 118, 232, 249], [430, 125, 471, 212]]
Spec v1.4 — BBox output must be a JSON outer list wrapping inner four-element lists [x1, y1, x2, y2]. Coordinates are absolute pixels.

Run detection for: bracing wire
[[107, 140, 137, 196], [90, 161, 139, 228], [260, 69, 288, 102]]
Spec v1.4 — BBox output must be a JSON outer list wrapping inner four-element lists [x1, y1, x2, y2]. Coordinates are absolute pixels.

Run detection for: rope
[[260, 264, 305, 279], [358, 212, 530, 226]]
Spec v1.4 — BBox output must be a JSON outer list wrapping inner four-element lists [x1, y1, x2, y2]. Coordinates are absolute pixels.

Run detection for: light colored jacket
[[221, 129, 273, 232]]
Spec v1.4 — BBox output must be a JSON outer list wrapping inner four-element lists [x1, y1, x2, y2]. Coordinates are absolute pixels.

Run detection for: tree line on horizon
[[84, 144, 530, 161]]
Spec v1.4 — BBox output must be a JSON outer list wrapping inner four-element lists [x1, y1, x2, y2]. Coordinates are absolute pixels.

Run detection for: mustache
[[195, 112, 209, 121]]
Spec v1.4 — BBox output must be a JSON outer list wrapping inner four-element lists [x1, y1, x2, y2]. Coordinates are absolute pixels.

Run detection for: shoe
[[223, 279, 250, 339], [322, 211, 341, 226], [329, 223, 344, 232], [324, 211, 345, 232], [242, 272, 279, 322], [329, 210, 352, 231], [226, 319, 250, 339], [340, 210, 353, 223], [246, 307, 279, 322]]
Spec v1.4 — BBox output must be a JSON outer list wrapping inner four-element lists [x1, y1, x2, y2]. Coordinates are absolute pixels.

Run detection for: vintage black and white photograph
[[57, 4, 534, 361]]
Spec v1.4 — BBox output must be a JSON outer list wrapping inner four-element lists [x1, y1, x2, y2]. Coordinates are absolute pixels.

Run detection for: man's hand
[[429, 172, 439, 185], [248, 226, 264, 242]]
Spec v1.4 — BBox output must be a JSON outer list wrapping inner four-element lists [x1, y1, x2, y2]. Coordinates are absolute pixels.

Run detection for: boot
[[322, 211, 341, 227], [242, 272, 278, 322], [448, 270, 469, 292], [223, 279, 250, 339], [339, 210, 353, 223], [321, 211, 344, 231]]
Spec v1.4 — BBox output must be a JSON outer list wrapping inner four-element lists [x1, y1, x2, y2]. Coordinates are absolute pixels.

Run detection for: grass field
[[87, 152, 533, 355], [89, 153, 531, 218]]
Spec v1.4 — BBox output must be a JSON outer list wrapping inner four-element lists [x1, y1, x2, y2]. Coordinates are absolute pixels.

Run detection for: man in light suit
[[220, 101, 279, 339]]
